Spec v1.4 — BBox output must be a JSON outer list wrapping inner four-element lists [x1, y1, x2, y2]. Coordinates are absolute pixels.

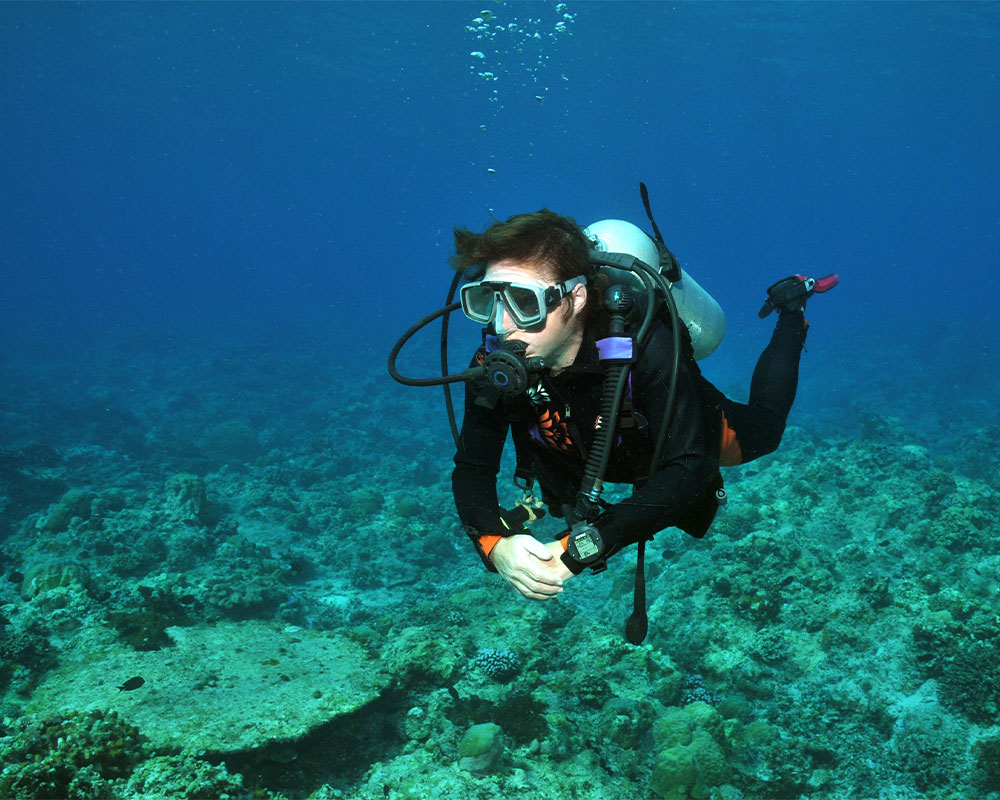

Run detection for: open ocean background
[[1, 3, 999, 799]]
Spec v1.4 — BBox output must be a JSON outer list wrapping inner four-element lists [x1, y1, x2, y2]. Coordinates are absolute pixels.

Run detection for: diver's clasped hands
[[489, 534, 573, 601]]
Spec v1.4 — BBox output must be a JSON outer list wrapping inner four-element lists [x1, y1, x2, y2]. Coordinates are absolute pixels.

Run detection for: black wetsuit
[[452, 309, 808, 570]]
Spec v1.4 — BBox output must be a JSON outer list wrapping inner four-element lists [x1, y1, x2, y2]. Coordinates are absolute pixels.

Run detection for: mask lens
[[461, 284, 498, 322], [505, 285, 542, 323]]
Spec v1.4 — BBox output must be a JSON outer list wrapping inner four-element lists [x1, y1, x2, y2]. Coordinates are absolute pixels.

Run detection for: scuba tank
[[584, 218, 725, 360]]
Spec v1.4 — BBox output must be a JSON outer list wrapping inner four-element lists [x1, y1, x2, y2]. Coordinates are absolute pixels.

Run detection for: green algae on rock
[[19, 562, 94, 600], [650, 702, 730, 800], [23, 620, 389, 754], [40, 488, 95, 533], [457, 722, 504, 774]]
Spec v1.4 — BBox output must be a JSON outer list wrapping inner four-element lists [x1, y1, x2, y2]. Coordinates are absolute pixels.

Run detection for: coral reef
[[40, 489, 95, 534], [19, 563, 94, 600], [23, 620, 389, 755], [0, 710, 147, 799], [202, 420, 263, 463], [650, 703, 729, 800], [125, 754, 253, 799], [474, 647, 522, 682], [1, 312, 999, 800]]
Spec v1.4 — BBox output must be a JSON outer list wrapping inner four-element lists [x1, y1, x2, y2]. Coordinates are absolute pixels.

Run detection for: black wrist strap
[[560, 548, 607, 575], [560, 549, 588, 575]]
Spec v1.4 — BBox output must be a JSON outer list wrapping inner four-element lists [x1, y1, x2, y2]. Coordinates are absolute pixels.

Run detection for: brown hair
[[450, 209, 604, 325]]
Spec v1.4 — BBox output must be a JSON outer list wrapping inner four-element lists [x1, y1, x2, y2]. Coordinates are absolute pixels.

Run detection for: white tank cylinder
[[584, 219, 725, 360]]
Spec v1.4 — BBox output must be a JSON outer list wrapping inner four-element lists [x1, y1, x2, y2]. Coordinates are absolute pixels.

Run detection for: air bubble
[[464, 2, 576, 109]]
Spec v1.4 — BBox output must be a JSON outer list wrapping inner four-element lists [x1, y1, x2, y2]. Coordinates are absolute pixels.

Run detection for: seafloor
[[1, 320, 998, 800]]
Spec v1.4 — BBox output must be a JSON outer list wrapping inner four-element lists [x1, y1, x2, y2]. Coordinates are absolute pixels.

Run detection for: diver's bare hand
[[489, 534, 565, 600], [544, 540, 574, 581]]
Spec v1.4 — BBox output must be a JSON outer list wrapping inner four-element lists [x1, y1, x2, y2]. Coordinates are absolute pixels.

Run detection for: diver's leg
[[719, 274, 837, 464], [747, 309, 809, 423], [718, 310, 808, 463]]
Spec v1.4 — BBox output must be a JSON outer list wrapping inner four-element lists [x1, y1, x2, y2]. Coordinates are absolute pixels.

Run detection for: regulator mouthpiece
[[482, 340, 545, 397]]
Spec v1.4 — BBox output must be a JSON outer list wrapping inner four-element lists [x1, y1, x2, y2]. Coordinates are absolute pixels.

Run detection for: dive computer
[[564, 522, 605, 571]]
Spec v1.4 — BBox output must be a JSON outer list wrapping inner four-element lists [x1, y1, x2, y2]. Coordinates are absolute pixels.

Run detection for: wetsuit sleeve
[[452, 350, 512, 569], [591, 323, 715, 563]]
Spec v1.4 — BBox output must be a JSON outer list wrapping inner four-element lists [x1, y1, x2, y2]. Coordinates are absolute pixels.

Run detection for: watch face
[[572, 531, 600, 560]]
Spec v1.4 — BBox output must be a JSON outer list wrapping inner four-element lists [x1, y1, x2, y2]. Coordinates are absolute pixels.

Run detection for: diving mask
[[460, 275, 587, 333]]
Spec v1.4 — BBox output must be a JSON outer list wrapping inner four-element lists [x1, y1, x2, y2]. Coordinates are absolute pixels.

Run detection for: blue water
[[1, 3, 999, 799]]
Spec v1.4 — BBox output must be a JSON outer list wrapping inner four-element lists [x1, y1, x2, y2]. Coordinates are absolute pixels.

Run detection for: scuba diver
[[389, 187, 837, 643]]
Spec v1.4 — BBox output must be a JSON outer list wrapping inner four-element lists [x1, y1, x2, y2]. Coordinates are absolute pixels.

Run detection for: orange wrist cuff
[[478, 534, 503, 558]]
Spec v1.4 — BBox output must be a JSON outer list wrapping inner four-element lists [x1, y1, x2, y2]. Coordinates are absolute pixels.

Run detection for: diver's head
[[451, 210, 604, 371], [452, 210, 600, 316], [475, 260, 588, 370]]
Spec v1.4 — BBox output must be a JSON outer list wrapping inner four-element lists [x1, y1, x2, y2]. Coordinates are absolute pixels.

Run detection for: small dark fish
[[7, 571, 24, 585], [261, 658, 279, 666], [778, 575, 795, 588], [117, 676, 145, 692], [446, 684, 460, 702]]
